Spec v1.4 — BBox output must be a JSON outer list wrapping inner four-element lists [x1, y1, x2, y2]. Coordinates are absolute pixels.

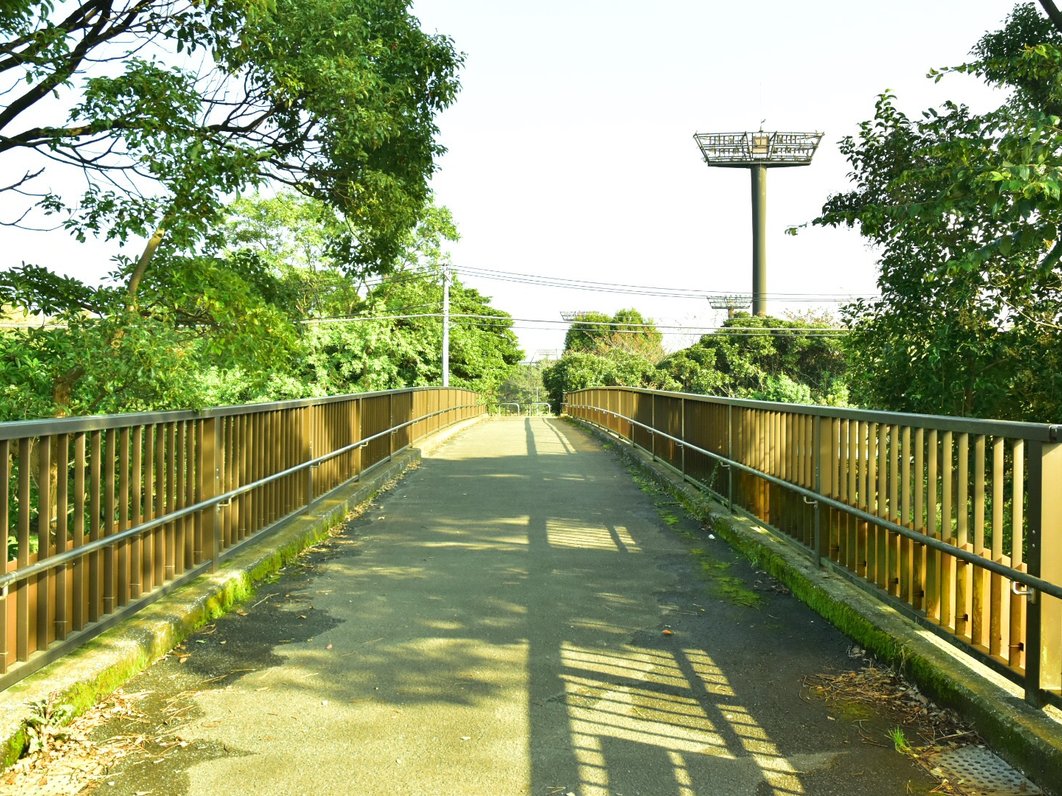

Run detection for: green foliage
[[814, 3, 1062, 420], [656, 315, 849, 405], [497, 361, 550, 410], [543, 310, 668, 409], [0, 194, 521, 419], [1, 0, 462, 270], [288, 274, 522, 400], [542, 350, 663, 410], [563, 308, 665, 361]]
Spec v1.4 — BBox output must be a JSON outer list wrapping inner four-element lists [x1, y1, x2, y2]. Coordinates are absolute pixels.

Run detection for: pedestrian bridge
[[1, 388, 1060, 793]]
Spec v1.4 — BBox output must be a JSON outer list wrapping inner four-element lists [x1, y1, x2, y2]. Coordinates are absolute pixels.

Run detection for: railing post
[[303, 405, 314, 505], [726, 404, 734, 512], [201, 417, 219, 573], [814, 415, 832, 568], [1026, 439, 1062, 705], [680, 396, 686, 478], [651, 394, 657, 462], [389, 393, 395, 460]]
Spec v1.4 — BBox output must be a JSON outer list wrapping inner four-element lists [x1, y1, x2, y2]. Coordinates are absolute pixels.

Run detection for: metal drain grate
[[922, 745, 1041, 795]]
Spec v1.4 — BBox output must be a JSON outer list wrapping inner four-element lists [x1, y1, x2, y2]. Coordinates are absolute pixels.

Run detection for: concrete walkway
[[81, 418, 939, 795]]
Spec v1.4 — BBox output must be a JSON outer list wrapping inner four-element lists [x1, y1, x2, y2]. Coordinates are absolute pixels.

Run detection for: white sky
[[0, 1, 1019, 360], [410, 0, 1015, 359]]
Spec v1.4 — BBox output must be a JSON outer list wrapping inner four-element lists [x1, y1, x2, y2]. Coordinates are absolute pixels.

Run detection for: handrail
[[0, 385, 461, 441], [564, 401, 1062, 602], [0, 386, 484, 689], [575, 385, 1062, 443], [564, 386, 1062, 707], [0, 402, 477, 593]]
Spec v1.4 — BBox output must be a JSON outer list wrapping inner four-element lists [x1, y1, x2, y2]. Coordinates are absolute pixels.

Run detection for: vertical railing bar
[[888, 425, 901, 597], [865, 422, 878, 582], [941, 430, 954, 629], [911, 427, 922, 610], [956, 432, 970, 640], [991, 437, 1005, 658], [130, 427, 142, 600], [1011, 439, 1026, 671], [726, 404, 733, 512], [904, 430, 913, 602], [182, 420, 194, 574], [72, 433, 86, 631], [154, 424, 166, 589], [1026, 440, 1045, 706], [973, 435, 987, 650], [103, 428, 116, 614], [55, 434, 69, 641], [927, 429, 940, 623], [117, 427, 129, 607], [16, 438, 30, 661], [142, 425, 155, 594], [0, 439, 9, 673], [87, 430, 100, 624], [877, 423, 888, 590], [194, 421, 204, 566], [36, 435, 52, 652]]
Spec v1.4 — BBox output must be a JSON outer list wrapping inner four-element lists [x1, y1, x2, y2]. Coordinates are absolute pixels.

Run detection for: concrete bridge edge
[[0, 415, 485, 770], [566, 416, 1062, 796]]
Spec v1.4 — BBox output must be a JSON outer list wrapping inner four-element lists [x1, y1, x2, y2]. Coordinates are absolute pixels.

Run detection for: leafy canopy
[[0, 0, 462, 274], [656, 315, 849, 405], [814, 2, 1062, 419]]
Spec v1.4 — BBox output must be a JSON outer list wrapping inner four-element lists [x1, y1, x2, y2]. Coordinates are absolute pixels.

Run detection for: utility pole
[[441, 265, 450, 387]]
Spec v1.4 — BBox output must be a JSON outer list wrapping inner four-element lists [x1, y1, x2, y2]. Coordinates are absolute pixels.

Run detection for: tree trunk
[[49, 225, 165, 416], [125, 225, 166, 308]]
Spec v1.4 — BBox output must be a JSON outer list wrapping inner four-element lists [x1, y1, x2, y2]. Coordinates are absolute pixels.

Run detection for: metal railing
[[565, 387, 1062, 708], [495, 403, 552, 417], [1, 387, 483, 690]]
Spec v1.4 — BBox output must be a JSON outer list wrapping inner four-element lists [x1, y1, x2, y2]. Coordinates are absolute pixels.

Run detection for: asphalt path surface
[[83, 417, 938, 795]]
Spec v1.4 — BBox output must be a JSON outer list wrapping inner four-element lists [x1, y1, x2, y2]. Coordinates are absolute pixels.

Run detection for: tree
[[813, 2, 1062, 420], [655, 315, 849, 405], [291, 274, 523, 399], [498, 360, 550, 411], [0, 2, 462, 415], [0, 192, 525, 418], [563, 308, 665, 361], [0, 0, 462, 284], [219, 193, 521, 401], [0, 249, 300, 417], [542, 309, 667, 409]]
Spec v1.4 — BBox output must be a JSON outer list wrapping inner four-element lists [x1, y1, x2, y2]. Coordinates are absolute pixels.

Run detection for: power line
[[303, 311, 848, 336], [452, 264, 876, 303]]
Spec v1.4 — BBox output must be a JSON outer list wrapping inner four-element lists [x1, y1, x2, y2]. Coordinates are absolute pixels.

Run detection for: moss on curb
[[0, 451, 420, 770], [572, 417, 1062, 796]]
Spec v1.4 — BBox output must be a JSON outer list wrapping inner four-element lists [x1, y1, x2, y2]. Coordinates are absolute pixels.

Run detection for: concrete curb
[[0, 416, 482, 769], [571, 417, 1062, 796]]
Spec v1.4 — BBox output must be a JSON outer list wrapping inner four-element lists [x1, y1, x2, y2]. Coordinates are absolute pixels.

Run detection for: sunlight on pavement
[[560, 642, 804, 795], [547, 519, 641, 552]]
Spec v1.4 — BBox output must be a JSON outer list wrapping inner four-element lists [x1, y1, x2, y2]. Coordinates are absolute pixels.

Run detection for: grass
[[889, 726, 913, 755]]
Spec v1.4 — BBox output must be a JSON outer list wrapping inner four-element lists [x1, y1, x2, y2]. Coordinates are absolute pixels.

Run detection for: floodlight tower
[[693, 129, 823, 317], [708, 294, 752, 320]]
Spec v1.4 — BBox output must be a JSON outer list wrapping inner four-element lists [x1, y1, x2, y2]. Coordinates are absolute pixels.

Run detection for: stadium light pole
[[693, 129, 822, 317], [708, 294, 752, 321]]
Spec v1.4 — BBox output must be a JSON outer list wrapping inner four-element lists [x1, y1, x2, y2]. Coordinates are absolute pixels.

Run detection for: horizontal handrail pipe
[[564, 386, 1062, 710], [1, 387, 484, 690]]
